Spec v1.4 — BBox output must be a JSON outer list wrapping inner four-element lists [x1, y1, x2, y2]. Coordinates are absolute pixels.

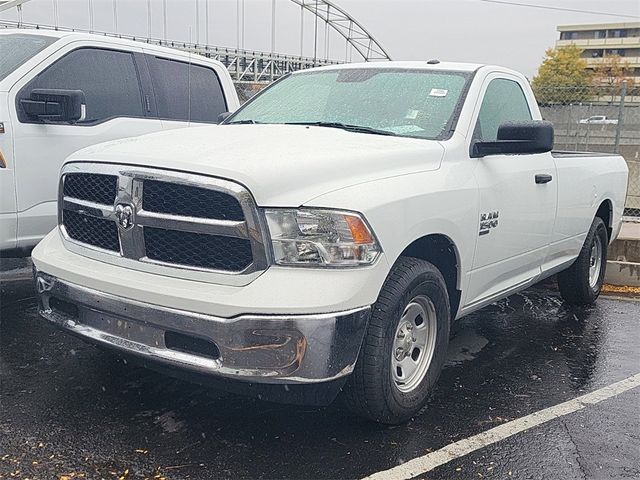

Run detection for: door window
[[18, 48, 144, 124], [147, 56, 227, 123], [473, 78, 532, 142]]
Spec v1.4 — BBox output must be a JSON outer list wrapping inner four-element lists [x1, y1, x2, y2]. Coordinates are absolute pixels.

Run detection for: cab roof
[[0, 28, 221, 61], [309, 61, 485, 73]]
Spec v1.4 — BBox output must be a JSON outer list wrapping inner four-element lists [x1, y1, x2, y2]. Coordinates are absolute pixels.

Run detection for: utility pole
[[325, 5, 329, 61], [113, 0, 118, 33], [52, 0, 58, 28], [88, 0, 94, 32], [195, 0, 199, 44], [313, 0, 318, 65], [147, 0, 152, 38], [241, 0, 245, 50], [236, 0, 240, 51], [271, 0, 276, 81], [205, 0, 209, 45], [162, 0, 167, 41], [614, 81, 627, 154], [271, 0, 276, 55], [300, 4, 304, 57]]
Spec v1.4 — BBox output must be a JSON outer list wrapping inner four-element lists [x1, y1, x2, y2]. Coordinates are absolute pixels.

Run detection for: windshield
[[0, 34, 57, 82], [228, 68, 472, 140]]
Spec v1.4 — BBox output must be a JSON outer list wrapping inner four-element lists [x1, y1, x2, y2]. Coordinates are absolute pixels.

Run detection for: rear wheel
[[341, 257, 450, 424], [558, 217, 608, 305]]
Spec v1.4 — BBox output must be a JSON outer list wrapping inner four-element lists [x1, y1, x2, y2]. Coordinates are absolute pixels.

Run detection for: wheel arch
[[397, 233, 462, 320], [595, 199, 613, 241]]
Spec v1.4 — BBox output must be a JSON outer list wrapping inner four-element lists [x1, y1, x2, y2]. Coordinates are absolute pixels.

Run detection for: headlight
[[264, 209, 381, 266]]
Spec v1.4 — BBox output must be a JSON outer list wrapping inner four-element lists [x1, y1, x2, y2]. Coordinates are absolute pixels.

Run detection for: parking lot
[[1, 262, 639, 480]]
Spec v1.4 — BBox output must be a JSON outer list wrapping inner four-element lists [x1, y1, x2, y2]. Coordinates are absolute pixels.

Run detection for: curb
[[605, 260, 640, 287]]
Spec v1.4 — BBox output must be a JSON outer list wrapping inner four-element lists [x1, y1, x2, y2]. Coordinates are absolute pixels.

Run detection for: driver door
[[464, 76, 557, 309]]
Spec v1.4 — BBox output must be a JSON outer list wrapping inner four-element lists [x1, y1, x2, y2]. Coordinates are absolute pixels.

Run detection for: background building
[[556, 22, 640, 86]]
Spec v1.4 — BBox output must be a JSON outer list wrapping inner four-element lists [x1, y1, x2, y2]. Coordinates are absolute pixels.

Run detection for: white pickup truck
[[32, 62, 629, 424], [0, 29, 238, 257], [578, 115, 618, 125]]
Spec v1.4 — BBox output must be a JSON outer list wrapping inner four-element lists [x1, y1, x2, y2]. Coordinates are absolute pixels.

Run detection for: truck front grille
[[62, 210, 120, 252], [144, 227, 253, 271], [59, 164, 267, 277], [143, 179, 245, 221], [63, 173, 118, 205]]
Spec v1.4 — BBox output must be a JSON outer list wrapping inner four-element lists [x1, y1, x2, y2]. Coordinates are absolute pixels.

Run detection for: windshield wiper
[[283, 121, 397, 137], [226, 119, 263, 125]]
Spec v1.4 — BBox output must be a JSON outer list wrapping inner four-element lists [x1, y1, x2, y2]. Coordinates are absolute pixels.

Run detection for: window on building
[[473, 79, 532, 142], [609, 29, 628, 38], [607, 49, 626, 57], [561, 31, 578, 40], [594, 30, 606, 39]]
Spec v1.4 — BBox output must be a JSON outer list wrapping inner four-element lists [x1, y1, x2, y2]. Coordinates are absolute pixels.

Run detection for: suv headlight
[[264, 209, 381, 266]]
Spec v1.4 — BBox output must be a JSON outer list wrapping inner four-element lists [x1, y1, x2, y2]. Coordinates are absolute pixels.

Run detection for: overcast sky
[[2, 0, 639, 77]]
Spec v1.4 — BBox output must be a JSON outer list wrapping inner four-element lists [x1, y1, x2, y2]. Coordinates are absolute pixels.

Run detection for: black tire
[[557, 217, 608, 305], [341, 257, 450, 424]]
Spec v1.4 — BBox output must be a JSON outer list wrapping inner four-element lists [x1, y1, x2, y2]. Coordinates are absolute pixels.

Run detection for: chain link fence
[[236, 81, 640, 220], [534, 83, 640, 221]]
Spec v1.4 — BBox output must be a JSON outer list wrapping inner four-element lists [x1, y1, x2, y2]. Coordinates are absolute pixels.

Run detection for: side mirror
[[20, 89, 85, 123], [217, 111, 232, 124], [471, 120, 554, 158]]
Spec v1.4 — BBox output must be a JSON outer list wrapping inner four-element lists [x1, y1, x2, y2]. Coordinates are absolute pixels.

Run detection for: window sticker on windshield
[[429, 88, 448, 97]]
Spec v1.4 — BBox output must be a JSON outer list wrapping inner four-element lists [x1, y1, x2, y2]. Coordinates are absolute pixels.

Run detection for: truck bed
[[552, 150, 620, 158]]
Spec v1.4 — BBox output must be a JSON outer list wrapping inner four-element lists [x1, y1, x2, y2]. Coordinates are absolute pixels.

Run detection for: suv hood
[[69, 124, 445, 206]]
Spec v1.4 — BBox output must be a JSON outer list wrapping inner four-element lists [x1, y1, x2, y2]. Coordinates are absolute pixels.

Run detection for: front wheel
[[557, 217, 608, 305], [341, 257, 450, 424]]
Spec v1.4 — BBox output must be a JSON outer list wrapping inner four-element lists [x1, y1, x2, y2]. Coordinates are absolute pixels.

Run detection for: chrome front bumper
[[35, 270, 370, 384]]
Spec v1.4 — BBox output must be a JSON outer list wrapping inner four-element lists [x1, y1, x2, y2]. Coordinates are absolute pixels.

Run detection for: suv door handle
[[535, 174, 553, 184]]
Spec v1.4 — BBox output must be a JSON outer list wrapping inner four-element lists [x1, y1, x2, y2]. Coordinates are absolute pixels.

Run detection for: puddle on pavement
[[445, 328, 489, 366]]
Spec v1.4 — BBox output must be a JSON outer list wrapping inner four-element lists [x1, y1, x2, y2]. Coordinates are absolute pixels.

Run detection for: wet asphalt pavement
[[1, 261, 639, 480]]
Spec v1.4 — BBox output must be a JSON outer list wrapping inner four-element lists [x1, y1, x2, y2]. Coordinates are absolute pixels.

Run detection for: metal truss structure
[[0, 0, 391, 83], [289, 0, 391, 62]]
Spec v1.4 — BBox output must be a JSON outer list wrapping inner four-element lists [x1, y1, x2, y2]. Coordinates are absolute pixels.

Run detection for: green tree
[[593, 54, 632, 101], [532, 46, 593, 104]]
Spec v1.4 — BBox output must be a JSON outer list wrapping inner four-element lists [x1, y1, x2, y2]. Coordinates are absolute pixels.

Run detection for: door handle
[[535, 174, 553, 184]]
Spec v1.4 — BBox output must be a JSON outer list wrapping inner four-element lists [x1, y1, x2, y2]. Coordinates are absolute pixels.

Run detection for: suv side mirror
[[471, 120, 554, 158], [20, 89, 85, 123], [217, 111, 232, 124]]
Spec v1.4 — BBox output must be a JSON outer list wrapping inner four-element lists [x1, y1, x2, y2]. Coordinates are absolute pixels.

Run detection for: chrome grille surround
[[58, 162, 269, 286]]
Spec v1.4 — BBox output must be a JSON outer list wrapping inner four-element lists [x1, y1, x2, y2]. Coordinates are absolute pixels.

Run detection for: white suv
[[0, 29, 239, 256]]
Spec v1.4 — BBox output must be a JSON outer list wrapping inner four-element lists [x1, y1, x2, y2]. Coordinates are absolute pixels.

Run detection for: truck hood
[[69, 124, 445, 206]]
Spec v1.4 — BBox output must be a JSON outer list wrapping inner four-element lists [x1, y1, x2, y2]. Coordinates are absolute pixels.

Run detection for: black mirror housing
[[20, 89, 85, 123], [471, 120, 554, 158]]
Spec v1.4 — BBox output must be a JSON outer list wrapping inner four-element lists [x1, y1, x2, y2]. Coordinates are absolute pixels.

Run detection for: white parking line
[[363, 373, 640, 480]]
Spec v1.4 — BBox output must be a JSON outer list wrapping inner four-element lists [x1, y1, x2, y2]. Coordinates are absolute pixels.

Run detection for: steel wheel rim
[[391, 295, 438, 393], [589, 234, 602, 289]]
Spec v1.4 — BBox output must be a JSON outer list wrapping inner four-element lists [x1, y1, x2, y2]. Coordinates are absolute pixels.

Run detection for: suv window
[[147, 56, 227, 123], [18, 48, 144, 124], [473, 78, 532, 141]]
